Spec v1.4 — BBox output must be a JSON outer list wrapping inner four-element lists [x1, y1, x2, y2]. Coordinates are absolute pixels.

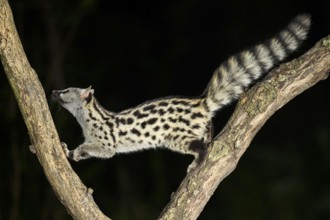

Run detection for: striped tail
[[204, 14, 311, 113]]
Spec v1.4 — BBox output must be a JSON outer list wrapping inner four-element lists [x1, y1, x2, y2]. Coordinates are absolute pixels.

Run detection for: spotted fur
[[53, 15, 311, 172]]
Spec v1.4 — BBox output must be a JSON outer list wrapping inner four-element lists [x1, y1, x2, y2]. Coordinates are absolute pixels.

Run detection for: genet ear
[[80, 86, 94, 103]]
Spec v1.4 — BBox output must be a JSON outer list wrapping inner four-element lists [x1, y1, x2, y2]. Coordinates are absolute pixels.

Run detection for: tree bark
[[0, 0, 329, 219], [0, 0, 110, 219], [158, 37, 330, 219]]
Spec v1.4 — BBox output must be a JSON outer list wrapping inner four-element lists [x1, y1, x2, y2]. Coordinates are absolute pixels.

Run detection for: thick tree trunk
[[0, 0, 329, 219], [0, 0, 110, 219]]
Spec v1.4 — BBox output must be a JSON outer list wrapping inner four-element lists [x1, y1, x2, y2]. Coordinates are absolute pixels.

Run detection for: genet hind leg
[[187, 140, 208, 172]]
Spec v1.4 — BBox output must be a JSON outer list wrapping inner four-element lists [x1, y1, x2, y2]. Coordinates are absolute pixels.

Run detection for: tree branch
[[159, 37, 330, 219], [0, 0, 110, 219]]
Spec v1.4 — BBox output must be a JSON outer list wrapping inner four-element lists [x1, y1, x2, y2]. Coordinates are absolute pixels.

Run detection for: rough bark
[[0, 0, 110, 219], [158, 37, 330, 219], [0, 0, 329, 219]]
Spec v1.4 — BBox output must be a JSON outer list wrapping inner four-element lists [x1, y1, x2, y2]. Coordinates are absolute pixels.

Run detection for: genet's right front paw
[[69, 150, 90, 162]]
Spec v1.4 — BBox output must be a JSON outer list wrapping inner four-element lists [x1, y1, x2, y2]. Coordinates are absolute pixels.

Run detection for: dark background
[[0, 0, 329, 219]]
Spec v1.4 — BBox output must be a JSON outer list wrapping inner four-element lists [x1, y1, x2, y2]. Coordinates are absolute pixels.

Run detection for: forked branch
[[0, 0, 329, 219]]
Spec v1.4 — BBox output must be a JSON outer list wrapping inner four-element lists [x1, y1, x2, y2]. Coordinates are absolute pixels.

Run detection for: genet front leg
[[62, 142, 115, 161]]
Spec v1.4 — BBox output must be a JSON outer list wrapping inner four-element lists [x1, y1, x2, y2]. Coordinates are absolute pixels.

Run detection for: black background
[[0, 0, 329, 219]]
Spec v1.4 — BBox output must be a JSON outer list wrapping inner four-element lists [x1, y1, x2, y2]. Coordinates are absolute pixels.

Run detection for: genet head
[[52, 86, 94, 116]]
